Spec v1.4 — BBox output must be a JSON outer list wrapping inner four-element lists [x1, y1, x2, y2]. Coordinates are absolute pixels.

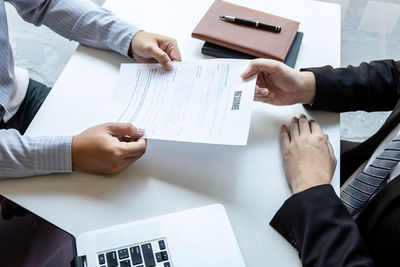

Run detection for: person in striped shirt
[[0, 0, 181, 178]]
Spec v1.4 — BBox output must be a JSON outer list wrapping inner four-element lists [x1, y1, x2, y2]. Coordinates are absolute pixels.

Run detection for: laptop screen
[[0, 195, 75, 267]]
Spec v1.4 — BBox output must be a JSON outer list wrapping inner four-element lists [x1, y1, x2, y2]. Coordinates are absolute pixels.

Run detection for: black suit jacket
[[270, 60, 400, 267]]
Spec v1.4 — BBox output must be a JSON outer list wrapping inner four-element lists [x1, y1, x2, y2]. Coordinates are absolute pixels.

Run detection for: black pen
[[219, 15, 281, 33]]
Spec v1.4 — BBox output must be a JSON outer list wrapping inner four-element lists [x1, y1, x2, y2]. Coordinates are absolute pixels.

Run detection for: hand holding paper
[[112, 59, 256, 145]]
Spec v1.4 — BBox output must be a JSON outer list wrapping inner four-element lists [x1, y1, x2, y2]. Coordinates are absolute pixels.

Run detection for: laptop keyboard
[[97, 238, 172, 267]]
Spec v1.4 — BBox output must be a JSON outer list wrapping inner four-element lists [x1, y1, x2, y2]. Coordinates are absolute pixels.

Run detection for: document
[[112, 59, 256, 145]]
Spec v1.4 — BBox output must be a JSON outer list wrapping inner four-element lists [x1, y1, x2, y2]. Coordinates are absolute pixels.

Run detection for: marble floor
[[5, 0, 400, 142], [319, 0, 400, 141]]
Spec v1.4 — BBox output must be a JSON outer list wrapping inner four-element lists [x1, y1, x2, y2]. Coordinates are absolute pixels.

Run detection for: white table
[[0, 0, 340, 266]]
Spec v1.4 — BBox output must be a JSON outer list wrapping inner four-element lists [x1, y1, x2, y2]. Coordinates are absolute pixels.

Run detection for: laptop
[[0, 194, 246, 267]]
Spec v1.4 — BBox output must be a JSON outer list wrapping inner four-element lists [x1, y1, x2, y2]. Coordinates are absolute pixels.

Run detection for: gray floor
[[319, 0, 400, 142], [5, 0, 400, 142]]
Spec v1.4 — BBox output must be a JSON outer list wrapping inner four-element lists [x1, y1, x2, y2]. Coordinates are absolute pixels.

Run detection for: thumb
[[241, 58, 281, 79], [148, 45, 173, 70], [105, 123, 144, 140]]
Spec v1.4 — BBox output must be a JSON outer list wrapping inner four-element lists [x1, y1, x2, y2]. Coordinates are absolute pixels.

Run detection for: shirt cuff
[[103, 12, 142, 57], [34, 135, 73, 174]]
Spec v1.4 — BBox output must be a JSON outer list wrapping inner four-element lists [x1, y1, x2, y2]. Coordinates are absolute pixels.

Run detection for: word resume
[[112, 59, 256, 145]]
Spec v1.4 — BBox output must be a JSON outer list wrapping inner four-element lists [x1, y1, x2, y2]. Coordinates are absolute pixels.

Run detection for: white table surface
[[0, 0, 341, 266]]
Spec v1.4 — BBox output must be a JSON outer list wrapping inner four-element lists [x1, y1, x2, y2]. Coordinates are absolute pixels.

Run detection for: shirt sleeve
[[7, 0, 141, 56], [0, 129, 73, 178]]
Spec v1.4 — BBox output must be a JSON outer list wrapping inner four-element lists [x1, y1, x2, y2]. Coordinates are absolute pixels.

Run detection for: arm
[[304, 60, 400, 112], [0, 129, 72, 178], [0, 123, 146, 178], [241, 59, 400, 113], [270, 115, 374, 266], [8, 0, 181, 69], [270, 185, 374, 267], [8, 0, 137, 56]]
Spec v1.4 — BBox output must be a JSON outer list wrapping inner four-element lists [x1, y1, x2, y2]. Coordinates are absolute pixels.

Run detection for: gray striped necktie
[[341, 135, 400, 215]]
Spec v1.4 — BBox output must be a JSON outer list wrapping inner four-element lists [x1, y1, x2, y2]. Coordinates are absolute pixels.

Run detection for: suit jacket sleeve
[[270, 184, 375, 267], [303, 60, 400, 112]]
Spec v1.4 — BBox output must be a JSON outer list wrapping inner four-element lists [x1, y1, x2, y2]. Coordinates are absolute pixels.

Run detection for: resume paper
[[112, 59, 256, 145]]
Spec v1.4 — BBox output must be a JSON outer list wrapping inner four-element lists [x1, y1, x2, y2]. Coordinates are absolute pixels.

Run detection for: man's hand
[[241, 58, 316, 105], [72, 123, 147, 174], [130, 31, 182, 70], [280, 114, 336, 194]]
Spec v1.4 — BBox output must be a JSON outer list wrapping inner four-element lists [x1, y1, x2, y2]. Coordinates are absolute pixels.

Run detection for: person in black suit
[[241, 59, 400, 266]]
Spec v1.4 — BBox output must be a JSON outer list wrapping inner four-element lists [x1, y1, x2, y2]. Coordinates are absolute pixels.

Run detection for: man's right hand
[[71, 123, 147, 174], [241, 58, 317, 105]]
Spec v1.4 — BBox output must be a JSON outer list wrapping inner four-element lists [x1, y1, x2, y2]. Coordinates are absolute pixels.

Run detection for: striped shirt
[[0, 0, 140, 178]]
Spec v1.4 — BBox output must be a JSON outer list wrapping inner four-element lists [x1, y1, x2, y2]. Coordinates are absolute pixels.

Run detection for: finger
[[167, 41, 182, 61], [120, 138, 147, 158], [169, 48, 181, 62], [257, 72, 269, 91], [325, 135, 335, 159], [157, 37, 181, 62], [258, 88, 269, 96], [241, 58, 280, 79], [255, 78, 269, 96], [309, 120, 323, 135], [254, 91, 275, 100], [112, 155, 143, 173], [241, 60, 258, 79], [117, 135, 137, 142], [255, 86, 269, 96], [327, 139, 337, 167], [298, 114, 311, 135], [289, 116, 300, 138], [124, 155, 143, 164], [280, 124, 291, 145], [148, 45, 173, 70], [125, 153, 143, 160], [133, 54, 158, 63], [256, 73, 267, 89], [106, 123, 144, 140]]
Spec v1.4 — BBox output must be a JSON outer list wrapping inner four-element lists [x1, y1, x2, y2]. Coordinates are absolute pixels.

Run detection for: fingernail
[[122, 136, 135, 142], [299, 113, 306, 118], [166, 61, 173, 70], [259, 89, 269, 95], [137, 128, 145, 135]]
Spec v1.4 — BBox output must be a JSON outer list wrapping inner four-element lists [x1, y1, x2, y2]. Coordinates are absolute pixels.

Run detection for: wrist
[[129, 30, 144, 58], [291, 180, 329, 194], [299, 71, 316, 104], [71, 135, 82, 171]]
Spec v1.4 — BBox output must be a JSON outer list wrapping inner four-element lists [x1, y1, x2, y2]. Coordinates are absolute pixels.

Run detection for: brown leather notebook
[[192, 0, 300, 61]]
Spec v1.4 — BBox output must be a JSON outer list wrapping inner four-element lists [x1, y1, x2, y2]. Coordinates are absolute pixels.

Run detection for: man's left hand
[[280, 114, 337, 194], [130, 31, 182, 70]]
